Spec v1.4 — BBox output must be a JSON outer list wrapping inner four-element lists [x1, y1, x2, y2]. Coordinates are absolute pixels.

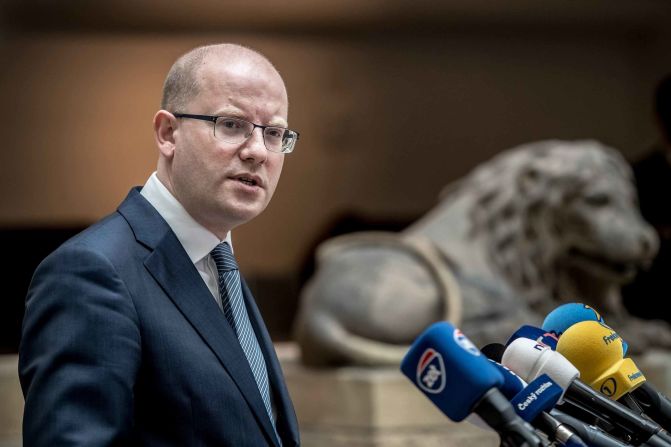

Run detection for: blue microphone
[[507, 325, 559, 350], [510, 375, 563, 423], [509, 374, 586, 447], [541, 303, 628, 355], [486, 362, 586, 447], [401, 322, 546, 446]]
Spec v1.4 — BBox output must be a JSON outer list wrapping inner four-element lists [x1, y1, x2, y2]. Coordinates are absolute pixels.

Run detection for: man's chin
[[221, 203, 268, 227]]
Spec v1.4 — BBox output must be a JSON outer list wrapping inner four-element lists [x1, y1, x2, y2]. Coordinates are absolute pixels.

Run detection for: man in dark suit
[[19, 43, 301, 446]]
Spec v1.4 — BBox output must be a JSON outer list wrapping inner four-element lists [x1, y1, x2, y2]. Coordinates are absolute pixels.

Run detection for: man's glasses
[[173, 113, 299, 154]]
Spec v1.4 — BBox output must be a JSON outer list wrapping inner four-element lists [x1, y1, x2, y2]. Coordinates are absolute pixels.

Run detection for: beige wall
[[1, 8, 670, 276]]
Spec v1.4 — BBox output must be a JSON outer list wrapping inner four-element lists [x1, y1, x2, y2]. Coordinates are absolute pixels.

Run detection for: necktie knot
[[211, 242, 238, 272]]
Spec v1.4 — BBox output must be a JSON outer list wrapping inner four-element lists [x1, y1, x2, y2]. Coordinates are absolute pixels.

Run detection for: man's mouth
[[232, 174, 262, 188]]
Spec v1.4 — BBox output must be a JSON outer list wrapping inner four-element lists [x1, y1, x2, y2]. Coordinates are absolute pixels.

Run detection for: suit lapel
[[242, 279, 300, 446], [118, 189, 280, 447]]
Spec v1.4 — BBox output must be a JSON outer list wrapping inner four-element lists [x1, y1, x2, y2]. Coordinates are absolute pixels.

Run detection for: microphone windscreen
[[502, 337, 579, 399], [509, 374, 563, 422], [488, 359, 527, 398], [542, 303, 605, 337], [506, 325, 559, 350], [542, 303, 629, 355], [481, 343, 506, 362], [556, 321, 645, 400], [400, 322, 504, 422]]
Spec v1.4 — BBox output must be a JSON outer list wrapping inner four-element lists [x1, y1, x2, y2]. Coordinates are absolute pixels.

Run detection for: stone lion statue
[[294, 140, 671, 366]]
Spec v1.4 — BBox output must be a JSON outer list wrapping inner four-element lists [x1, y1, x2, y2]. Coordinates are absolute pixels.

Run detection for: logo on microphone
[[602, 331, 620, 345], [453, 329, 480, 356], [517, 381, 553, 411], [628, 371, 643, 382], [416, 348, 446, 394], [541, 332, 558, 342], [600, 378, 617, 397]]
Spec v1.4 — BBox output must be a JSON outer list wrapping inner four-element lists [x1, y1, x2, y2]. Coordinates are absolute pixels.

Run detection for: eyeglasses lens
[[214, 117, 296, 153]]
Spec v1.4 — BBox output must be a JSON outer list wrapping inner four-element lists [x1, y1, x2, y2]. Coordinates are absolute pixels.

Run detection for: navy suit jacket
[[19, 188, 300, 446]]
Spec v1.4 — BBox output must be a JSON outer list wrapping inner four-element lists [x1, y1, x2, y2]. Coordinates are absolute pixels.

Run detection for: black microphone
[[631, 383, 671, 432], [550, 409, 636, 447], [481, 342, 506, 363]]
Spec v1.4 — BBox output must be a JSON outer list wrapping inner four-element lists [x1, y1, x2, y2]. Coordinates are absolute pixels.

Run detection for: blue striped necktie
[[210, 242, 280, 443]]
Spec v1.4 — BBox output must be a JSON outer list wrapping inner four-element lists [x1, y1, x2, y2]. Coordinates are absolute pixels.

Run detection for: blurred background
[[1, 0, 671, 352]]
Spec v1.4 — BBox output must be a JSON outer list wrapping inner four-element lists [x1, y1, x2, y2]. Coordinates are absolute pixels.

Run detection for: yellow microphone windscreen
[[556, 320, 644, 400]]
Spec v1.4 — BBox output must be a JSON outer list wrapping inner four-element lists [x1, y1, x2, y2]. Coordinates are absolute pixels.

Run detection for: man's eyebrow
[[213, 107, 244, 118], [269, 119, 289, 128], [212, 108, 288, 128]]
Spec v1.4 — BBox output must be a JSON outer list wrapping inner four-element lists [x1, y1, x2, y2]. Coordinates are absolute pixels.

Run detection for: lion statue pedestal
[[277, 343, 498, 447]]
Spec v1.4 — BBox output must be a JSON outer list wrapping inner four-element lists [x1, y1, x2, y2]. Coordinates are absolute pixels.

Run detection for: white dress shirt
[[140, 172, 232, 309]]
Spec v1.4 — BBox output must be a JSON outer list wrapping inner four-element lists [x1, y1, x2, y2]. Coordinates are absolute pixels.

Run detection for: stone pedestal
[[633, 350, 671, 395], [0, 355, 22, 447], [277, 343, 498, 447]]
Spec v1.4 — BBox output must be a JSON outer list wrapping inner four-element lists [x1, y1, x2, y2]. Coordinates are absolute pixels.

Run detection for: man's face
[[168, 57, 288, 235]]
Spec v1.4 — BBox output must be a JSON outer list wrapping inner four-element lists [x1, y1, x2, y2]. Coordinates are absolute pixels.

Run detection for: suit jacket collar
[[117, 188, 295, 446]]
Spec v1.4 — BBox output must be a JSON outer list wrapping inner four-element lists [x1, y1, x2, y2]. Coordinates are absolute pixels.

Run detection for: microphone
[[488, 359, 528, 396], [502, 337, 671, 446], [465, 360, 527, 432], [502, 338, 579, 403], [506, 325, 559, 350], [542, 303, 606, 336], [557, 320, 671, 431], [510, 375, 587, 446], [485, 360, 586, 446], [631, 384, 671, 433], [556, 321, 645, 401], [482, 342, 507, 363], [542, 303, 629, 355], [510, 374, 563, 423], [400, 322, 547, 446]]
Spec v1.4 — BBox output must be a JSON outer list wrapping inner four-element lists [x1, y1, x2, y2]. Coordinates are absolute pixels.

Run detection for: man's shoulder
[[44, 211, 137, 266], [72, 212, 134, 247], [35, 188, 172, 278], [55, 187, 162, 258]]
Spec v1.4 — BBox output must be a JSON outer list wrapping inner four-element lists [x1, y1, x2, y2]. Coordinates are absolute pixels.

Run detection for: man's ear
[[154, 110, 177, 159]]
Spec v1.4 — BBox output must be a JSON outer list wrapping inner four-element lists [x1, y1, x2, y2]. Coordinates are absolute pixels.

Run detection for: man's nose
[[239, 128, 268, 163]]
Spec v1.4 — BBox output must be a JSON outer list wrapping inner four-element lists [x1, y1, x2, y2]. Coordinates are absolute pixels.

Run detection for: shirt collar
[[140, 172, 232, 264]]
